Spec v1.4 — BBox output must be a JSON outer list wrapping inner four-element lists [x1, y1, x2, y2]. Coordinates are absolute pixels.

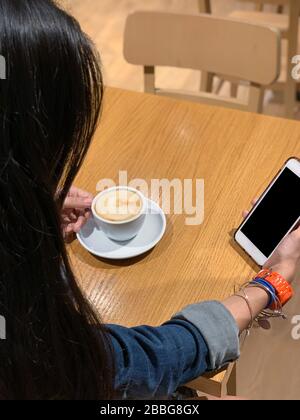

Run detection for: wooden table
[[70, 87, 300, 397]]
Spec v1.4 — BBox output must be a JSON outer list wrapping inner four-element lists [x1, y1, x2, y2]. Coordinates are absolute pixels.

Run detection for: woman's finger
[[84, 209, 92, 219], [72, 215, 86, 233], [69, 211, 77, 221], [68, 186, 94, 200], [242, 210, 249, 219], [242, 198, 259, 219], [65, 224, 75, 233], [61, 215, 72, 224], [64, 196, 93, 209]]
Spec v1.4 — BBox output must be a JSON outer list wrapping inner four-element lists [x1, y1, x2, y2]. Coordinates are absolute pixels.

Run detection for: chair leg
[[248, 84, 264, 114], [277, 5, 284, 14], [198, 0, 211, 14], [215, 78, 225, 95], [226, 364, 237, 396], [230, 83, 239, 98], [285, 80, 296, 119], [296, 83, 300, 101], [200, 71, 214, 93], [255, 3, 263, 12]]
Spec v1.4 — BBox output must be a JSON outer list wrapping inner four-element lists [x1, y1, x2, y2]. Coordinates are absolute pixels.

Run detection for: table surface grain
[[70, 87, 300, 328]]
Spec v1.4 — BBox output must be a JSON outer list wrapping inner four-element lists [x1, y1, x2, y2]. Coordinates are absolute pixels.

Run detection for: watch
[[255, 269, 294, 310]]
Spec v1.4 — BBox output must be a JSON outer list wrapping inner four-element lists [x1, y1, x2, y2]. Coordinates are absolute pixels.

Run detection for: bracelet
[[234, 291, 254, 333], [252, 278, 276, 308], [233, 291, 254, 349], [239, 282, 287, 321], [234, 281, 287, 346]]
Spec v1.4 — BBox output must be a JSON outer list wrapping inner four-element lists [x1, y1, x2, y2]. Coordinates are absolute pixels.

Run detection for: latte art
[[95, 189, 143, 222]]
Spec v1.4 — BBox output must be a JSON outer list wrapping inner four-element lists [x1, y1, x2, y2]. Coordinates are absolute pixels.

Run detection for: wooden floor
[[64, 1, 300, 400]]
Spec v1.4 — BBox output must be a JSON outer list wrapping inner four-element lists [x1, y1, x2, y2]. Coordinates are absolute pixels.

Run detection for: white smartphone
[[235, 157, 300, 267]]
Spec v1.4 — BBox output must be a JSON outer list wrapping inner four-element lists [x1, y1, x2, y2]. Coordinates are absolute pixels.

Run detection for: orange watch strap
[[257, 269, 294, 309]]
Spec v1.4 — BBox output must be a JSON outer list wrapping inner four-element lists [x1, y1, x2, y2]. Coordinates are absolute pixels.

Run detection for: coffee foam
[[95, 189, 143, 222]]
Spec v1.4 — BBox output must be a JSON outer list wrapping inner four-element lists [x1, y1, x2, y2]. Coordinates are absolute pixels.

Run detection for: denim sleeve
[[173, 301, 240, 371], [107, 319, 210, 399], [107, 301, 240, 399]]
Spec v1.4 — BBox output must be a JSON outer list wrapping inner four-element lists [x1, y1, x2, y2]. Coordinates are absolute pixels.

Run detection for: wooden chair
[[198, 0, 278, 12], [198, 1, 214, 93], [199, 1, 300, 118], [230, 1, 300, 118], [124, 12, 281, 113]]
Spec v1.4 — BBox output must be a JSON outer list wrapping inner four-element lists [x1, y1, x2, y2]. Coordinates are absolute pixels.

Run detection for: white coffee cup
[[92, 186, 147, 242]]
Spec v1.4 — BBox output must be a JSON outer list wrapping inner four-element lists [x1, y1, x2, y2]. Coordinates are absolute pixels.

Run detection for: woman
[[0, 0, 299, 400]]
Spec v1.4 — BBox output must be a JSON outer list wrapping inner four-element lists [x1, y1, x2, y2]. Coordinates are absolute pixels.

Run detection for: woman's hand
[[225, 200, 300, 333], [264, 228, 300, 284], [61, 186, 94, 240], [243, 200, 300, 283]]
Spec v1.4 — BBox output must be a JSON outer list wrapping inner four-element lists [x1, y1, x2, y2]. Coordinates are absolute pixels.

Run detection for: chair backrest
[[231, 0, 299, 66], [124, 12, 281, 113]]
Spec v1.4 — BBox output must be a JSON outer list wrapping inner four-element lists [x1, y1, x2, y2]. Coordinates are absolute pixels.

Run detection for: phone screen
[[241, 168, 300, 257]]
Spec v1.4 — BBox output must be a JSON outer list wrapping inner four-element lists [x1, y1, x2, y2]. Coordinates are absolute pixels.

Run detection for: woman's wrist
[[265, 261, 297, 284], [243, 285, 270, 313], [224, 286, 269, 333], [224, 260, 297, 334]]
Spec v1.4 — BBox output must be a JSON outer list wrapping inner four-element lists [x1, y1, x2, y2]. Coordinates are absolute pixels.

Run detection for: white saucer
[[77, 199, 166, 260]]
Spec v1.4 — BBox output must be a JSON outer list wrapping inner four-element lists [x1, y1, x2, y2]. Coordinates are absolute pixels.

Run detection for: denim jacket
[[106, 301, 240, 399]]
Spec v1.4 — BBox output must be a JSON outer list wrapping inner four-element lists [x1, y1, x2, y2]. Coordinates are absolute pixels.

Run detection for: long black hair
[[0, 0, 114, 399]]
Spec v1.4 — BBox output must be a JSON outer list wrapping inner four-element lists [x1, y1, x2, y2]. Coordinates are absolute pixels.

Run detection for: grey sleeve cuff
[[173, 301, 240, 371]]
